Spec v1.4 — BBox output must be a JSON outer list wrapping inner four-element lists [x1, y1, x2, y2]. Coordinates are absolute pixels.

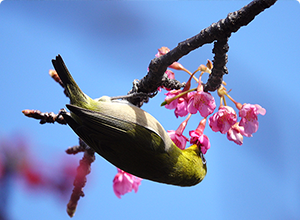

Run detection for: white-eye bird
[[52, 55, 207, 186]]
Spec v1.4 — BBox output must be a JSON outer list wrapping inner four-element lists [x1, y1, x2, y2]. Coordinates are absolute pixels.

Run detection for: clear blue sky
[[1, 1, 300, 219]]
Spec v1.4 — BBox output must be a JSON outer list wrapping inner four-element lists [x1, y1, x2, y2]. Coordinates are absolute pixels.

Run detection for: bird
[[52, 54, 207, 187]]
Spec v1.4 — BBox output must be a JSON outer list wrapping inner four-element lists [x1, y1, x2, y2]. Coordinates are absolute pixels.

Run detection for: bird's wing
[[65, 104, 167, 155], [63, 104, 201, 186]]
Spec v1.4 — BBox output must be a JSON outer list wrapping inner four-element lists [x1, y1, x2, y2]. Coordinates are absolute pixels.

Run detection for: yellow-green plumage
[[52, 55, 207, 186]]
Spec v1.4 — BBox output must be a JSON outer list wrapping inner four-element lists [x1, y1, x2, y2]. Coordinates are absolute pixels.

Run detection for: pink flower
[[209, 106, 237, 134], [187, 91, 216, 117], [189, 118, 211, 154], [163, 68, 198, 118], [227, 128, 243, 145], [174, 97, 189, 118], [164, 90, 191, 118], [22, 166, 45, 186], [164, 90, 180, 110], [167, 130, 189, 150], [155, 46, 170, 57], [189, 132, 210, 154], [167, 114, 191, 150], [226, 123, 245, 145], [239, 103, 266, 136], [113, 168, 142, 199]]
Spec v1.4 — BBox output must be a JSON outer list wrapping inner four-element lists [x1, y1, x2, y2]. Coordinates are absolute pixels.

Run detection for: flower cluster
[[111, 46, 266, 198], [214, 86, 266, 145], [158, 46, 266, 151], [0, 135, 77, 198]]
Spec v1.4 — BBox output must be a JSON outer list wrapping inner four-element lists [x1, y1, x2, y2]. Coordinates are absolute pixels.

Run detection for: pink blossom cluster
[[168, 117, 211, 155], [165, 87, 266, 148], [0, 135, 77, 198], [209, 104, 266, 145], [112, 47, 266, 198], [159, 46, 266, 151], [165, 89, 216, 118]]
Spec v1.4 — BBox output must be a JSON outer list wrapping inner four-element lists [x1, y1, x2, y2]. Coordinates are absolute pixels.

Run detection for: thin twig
[[22, 109, 67, 125], [49, 69, 69, 97], [66, 139, 95, 218]]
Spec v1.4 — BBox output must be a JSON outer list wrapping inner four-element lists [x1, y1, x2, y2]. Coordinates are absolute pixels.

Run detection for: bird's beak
[[200, 153, 206, 165]]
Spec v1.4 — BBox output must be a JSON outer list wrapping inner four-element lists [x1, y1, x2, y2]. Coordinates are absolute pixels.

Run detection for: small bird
[[52, 55, 207, 187]]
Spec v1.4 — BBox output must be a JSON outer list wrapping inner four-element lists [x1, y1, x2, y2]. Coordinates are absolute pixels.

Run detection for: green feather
[[52, 55, 207, 186]]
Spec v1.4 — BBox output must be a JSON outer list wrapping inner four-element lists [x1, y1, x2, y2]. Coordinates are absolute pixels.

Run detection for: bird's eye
[[200, 153, 206, 165]]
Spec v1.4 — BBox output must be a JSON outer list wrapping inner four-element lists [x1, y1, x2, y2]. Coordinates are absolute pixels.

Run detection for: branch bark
[[204, 38, 229, 92], [127, 0, 277, 106]]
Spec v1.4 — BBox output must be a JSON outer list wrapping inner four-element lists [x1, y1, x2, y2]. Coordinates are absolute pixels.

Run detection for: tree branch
[[127, 0, 277, 106], [66, 139, 95, 218], [22, 109, 67, 125], [204, 38, 229, 92]]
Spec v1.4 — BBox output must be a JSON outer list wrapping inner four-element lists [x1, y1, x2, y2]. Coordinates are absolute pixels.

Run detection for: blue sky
[[1, 1, 300, 219]]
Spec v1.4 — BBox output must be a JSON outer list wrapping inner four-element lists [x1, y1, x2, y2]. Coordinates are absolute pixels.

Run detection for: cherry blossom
[[164, 87, 195, 118], [189, 118, 211, 154], [164, 90, 181, 110], [167, 114, 191, 149], [113, 168, 142, 199], [227, 123, 245, 145], [209, 105, 237, 134], [187, 91, 216, 117], [239, 103, 266, 136]]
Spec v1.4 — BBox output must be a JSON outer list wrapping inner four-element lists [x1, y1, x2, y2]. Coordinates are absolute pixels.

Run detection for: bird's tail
[[52, 55, 88, 107]]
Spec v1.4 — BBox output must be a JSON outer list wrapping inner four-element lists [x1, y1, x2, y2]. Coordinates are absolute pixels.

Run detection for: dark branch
[[127, 0, 277, 106], [204, 38, 229, 92], [161, 74, 186, 91], [126, 75, 185, 107], [65, 139, 94, 155]]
